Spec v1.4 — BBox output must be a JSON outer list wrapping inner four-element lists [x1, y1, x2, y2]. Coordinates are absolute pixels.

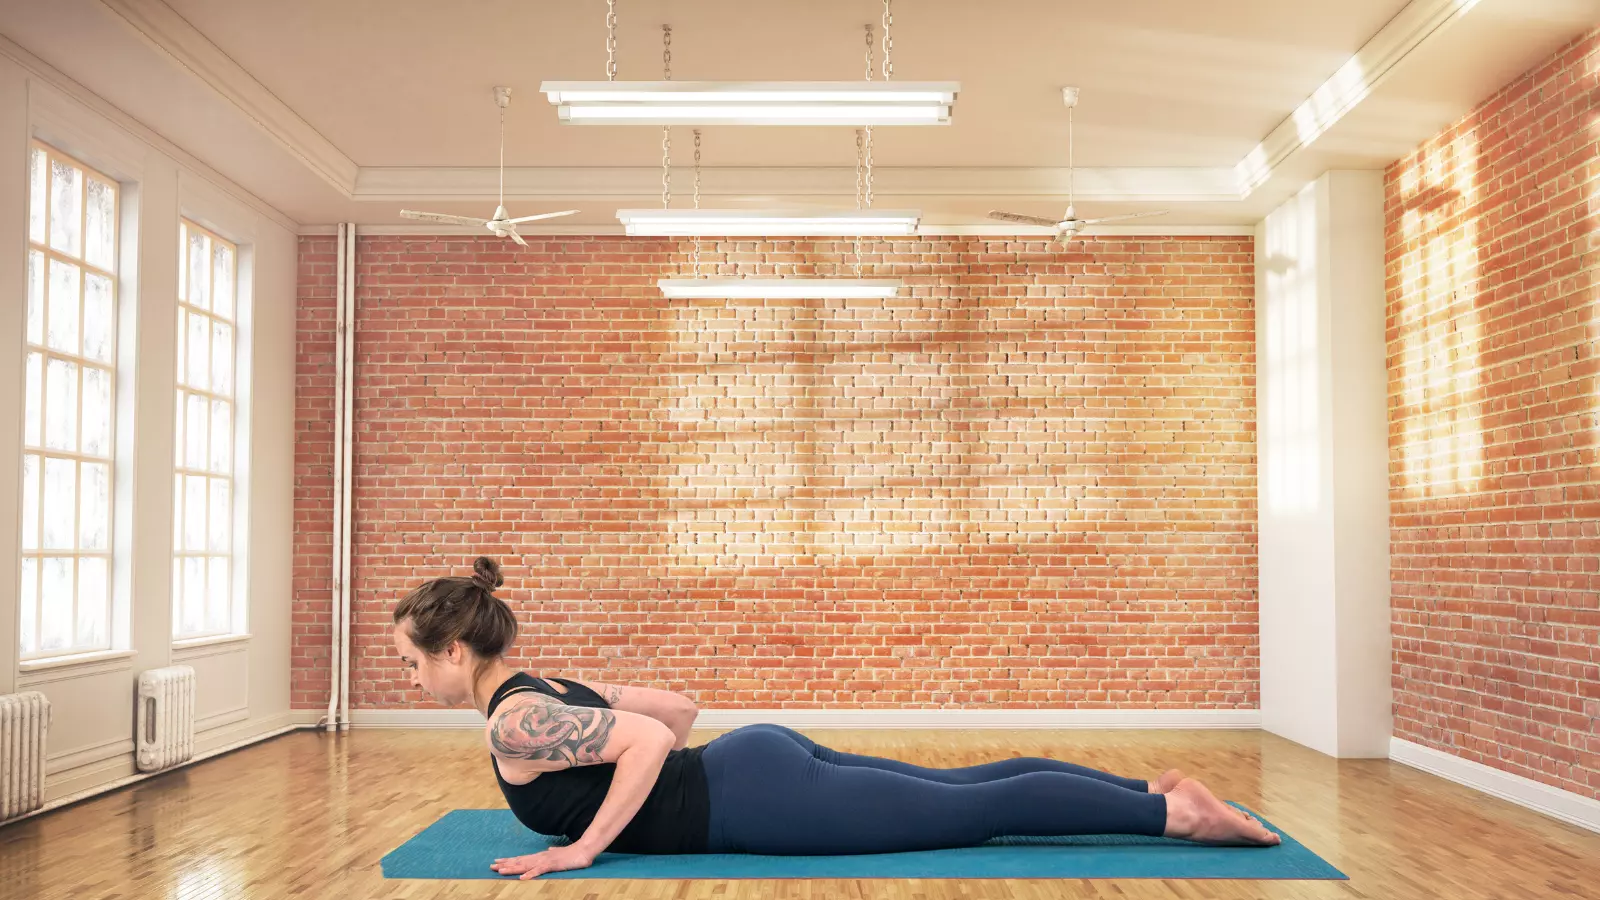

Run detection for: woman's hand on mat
[[491, 844, 597, 879]]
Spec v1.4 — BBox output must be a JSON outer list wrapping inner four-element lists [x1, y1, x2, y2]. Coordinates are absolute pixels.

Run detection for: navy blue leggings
[[700, 723, 1167, 855]]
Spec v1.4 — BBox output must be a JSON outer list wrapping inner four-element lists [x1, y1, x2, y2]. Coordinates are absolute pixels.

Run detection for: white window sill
[[172, 633, 251, 650], [19, 648, 137, 673], [17, 635, 252, 674]]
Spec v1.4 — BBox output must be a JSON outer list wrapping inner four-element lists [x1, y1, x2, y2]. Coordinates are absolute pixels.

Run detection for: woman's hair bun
[[470, 556, 503, 591]]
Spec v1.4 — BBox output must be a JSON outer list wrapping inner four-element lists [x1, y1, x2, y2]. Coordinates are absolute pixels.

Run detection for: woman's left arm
[[578, 731, 674, 845], [486, 696, 676, 878]]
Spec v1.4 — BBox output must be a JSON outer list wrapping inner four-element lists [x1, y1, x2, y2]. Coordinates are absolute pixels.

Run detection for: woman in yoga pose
[[393, 558, 1279, 880]]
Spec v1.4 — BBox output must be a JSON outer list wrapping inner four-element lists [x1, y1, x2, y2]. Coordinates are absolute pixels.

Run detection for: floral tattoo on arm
[[491, 697, 615, 767]]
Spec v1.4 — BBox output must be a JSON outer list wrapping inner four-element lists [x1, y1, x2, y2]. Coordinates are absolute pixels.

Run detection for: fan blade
[[987, 211, 1063, 228], [506, 228, 528, 247], [503, 209, 579, 225], [1080, 210, 1169, 225], [400, 210, 490, 226]]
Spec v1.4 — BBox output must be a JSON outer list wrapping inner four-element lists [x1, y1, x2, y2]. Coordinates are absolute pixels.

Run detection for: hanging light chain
[[881, 0, 893, 81], [862, 20, 875, 212], [692, 128, 702, 276], [605, 0, 618, 82], [864, 23, 875, 81], [855, 17, 882, 276], [661, 24, 672, 209], [854, 129, 865, 210], [853, 129, 864, 276], [660, 133, 671, 207], [864, 127, 874, 209]]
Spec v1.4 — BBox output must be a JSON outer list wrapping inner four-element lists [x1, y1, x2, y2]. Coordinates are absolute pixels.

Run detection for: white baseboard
[[2, 712, 311, 827], [1389, 738, 1600, 835], [348, 708, 1262, 730]]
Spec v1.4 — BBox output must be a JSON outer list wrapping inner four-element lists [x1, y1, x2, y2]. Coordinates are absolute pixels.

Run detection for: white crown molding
[[1390, 738, 1600, 835], [1235, 0, 1485, 195], [299, 222, 1254, 237], [0, 32, 299, 233], [84, 0, 1491, 218], [914, 224, 1256, 236], [350, 708, 1262, 729], [354, 165, 1241, 203], [96, 0, 358, 194]]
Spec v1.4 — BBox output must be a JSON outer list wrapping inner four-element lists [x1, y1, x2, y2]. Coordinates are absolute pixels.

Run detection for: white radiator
[[0, 691, 52, 820], [136, 665, 196, 773]]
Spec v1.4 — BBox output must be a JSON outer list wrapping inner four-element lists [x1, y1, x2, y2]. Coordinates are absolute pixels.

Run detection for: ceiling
[[159, 0, 1407, 169], [2, 0, 1598, 229]]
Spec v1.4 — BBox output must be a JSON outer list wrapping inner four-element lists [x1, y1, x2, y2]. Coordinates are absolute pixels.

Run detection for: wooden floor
[[3, 727, 1597, 900]]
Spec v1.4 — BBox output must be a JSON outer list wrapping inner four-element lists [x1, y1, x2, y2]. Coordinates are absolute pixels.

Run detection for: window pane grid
[[23, 355, 114, 455], [21, 141, 118, 661], [173, 220, 237, 642]]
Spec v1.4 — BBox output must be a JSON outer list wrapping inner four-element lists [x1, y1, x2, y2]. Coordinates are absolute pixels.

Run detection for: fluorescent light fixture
[[658, 279, 901, 299], [542, 81, 958, 126], [619, 209, 921, 236]]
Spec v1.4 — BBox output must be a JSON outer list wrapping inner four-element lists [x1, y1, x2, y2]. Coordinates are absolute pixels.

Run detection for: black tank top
[[485, 672, 711, 855]]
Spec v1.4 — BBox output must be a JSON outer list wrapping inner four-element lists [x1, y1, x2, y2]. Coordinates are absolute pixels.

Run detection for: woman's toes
[[1152, 768, 1186, 794], [1166, 779, 1279, 846], [1233, 809, 1280, 844]]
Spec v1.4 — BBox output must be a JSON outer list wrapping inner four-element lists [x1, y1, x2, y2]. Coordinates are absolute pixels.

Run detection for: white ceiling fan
[[400, 86, 577, 247], [989, 87, 1168, 242]]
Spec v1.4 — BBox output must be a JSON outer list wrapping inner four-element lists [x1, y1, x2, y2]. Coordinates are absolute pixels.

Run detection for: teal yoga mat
[[381, 807, 1347, 881]]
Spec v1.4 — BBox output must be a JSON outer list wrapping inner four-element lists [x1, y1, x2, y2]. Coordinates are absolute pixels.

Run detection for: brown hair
[[393, 557, 516, 699]]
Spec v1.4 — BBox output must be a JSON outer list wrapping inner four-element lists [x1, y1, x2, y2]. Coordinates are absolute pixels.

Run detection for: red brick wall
[[1386, 29, 1600, 798], [291, 238, 338, 709], [292, 235, 1258, 710]]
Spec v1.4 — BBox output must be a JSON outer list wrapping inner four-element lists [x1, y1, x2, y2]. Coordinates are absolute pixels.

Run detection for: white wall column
[[1256, 170, 1392, 758]]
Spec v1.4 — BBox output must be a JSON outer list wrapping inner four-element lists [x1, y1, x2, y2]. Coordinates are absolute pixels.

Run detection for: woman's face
[[394, 623, 471, 706]]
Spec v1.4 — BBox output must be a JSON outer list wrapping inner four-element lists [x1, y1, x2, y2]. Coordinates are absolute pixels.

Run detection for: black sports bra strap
[[490, 683, 547, 717]]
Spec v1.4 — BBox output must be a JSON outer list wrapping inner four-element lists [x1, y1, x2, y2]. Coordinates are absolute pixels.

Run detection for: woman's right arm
[[566, 679, 699, 749]]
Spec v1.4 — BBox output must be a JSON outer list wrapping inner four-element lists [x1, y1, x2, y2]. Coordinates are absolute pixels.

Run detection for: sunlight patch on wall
[[1395, 131, 1485, 496], [658, 301, 972, 568], [1262, 187, 1321, 515]]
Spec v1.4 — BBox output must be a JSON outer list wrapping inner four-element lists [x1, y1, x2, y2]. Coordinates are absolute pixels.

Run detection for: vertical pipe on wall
[[324, 224, 346, 731], [339, 225, 355, 730]]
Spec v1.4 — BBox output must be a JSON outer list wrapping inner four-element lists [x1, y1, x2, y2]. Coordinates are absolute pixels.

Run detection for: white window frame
[[171, 218, 244, 642], [19, 140, 121, 662]]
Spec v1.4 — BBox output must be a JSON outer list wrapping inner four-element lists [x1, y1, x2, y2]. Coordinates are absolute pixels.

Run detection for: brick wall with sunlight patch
[[292, 234, 1258, 712], [1386, 28, 1600, 798]]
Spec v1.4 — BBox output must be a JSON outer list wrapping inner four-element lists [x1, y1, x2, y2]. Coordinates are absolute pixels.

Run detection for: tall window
[[172, 221, 238, 640], [20, 142, 119, 660]]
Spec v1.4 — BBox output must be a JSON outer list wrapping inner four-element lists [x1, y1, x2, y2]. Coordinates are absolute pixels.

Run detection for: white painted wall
[[1324, 171, 1392, 759], [1256, 171, 1392, 758], [0, 44, 300, 805]]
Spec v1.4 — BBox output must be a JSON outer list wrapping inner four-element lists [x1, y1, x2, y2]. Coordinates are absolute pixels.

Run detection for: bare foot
[[1149, 768, 1186, 794], [1162, 778, 1280, 846]]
